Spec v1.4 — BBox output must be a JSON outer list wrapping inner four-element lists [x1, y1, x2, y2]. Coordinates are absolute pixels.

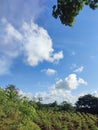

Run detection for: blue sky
[[0, 0, 98, 103]]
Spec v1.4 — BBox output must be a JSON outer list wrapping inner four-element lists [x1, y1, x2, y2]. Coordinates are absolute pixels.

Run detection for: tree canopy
[[52, 0, 98, 26], [75, 94, 98, 114]]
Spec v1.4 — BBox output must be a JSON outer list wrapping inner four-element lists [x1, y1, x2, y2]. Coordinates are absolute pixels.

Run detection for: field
[[34, 111, 98, 130]]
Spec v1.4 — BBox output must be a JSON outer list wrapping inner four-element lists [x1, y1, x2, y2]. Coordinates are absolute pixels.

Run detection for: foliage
[[35, 101, 75, 112], [5, 84, 19, 101], [59, 101, 75, 112], [0, 85, 40, 130], [52, 0, 98, 26], [75, 94, 98, 114], [0, 85, 98, 130]]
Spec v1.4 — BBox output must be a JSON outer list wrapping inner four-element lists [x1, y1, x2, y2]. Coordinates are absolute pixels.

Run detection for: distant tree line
[[0, 84, 98, 115]]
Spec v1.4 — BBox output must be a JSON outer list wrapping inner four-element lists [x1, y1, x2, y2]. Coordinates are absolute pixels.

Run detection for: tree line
[[0, 84, 98, 115]]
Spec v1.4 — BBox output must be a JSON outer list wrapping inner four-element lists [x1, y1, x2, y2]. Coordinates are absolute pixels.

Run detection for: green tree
[[19, 96, 36, 119], [75, 94, 98, 114], [0, 86, 39, 130], [52, 0, 98, 26], [5, 84, 19, 101], [60, 101, 75, 112]]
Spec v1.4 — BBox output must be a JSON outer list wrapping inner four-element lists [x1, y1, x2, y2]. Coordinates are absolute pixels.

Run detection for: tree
[[0, 85, 38, 130], [52, 0, 98, 26], [60, 101, 75, 112], [5, 84, 19, 101], [75, 94, 98, 114]]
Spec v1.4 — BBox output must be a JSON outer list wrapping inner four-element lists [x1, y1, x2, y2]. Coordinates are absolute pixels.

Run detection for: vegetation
[[76, 94, 98, 114], [52, 0, 98, 26], [0, 85, 40, 130], [0, 85, 98, 130]]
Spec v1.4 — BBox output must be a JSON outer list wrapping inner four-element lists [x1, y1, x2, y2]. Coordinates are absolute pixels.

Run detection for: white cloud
[[18, 90, 33, 99], [0, 18, 63, 75], [54, 73, 87, 90], [0, 57, 11, 75], [1, 18, 23, 44], [92, 91, 98, 97], [41, 68, 57, 75], [50, 51, 64, 63], [48, 88, 75, 104], [0, 0, 45, 24], [0, 18, 23, 58], [0, 19, 23, 75], [33, 74, 87, 104], [18, 88, 76, 104], [74, 66, 84, 73], [22, 22, 63, 66], [34, 89, 75, 104], [16, 74, 87, 104]]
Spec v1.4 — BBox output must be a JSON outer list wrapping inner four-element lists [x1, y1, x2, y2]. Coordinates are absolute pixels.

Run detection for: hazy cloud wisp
[[41, 68, 57, 75], [74, 66, 84, 73]]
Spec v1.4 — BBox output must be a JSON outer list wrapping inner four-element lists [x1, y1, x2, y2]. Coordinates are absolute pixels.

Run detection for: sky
[[0, 0, 98, 104]]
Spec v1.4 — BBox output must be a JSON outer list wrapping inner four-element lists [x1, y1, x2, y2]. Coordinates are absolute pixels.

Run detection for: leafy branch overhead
[[52, 0, 98, 26]]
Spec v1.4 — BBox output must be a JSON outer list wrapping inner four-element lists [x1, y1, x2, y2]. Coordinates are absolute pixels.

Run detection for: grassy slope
[[1, 106, 98, 130], [34, 111, 98, 130]]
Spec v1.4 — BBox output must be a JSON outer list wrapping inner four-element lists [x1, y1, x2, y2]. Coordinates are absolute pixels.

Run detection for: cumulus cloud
[[41, 68, 57, 75], [74, 66, 84, 73], [22, 22, 63, 66], [33, 74, 88, 104], [54, 74, 87, 90], [0, 19, 63, 75], [0, 0, 51, 75]]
